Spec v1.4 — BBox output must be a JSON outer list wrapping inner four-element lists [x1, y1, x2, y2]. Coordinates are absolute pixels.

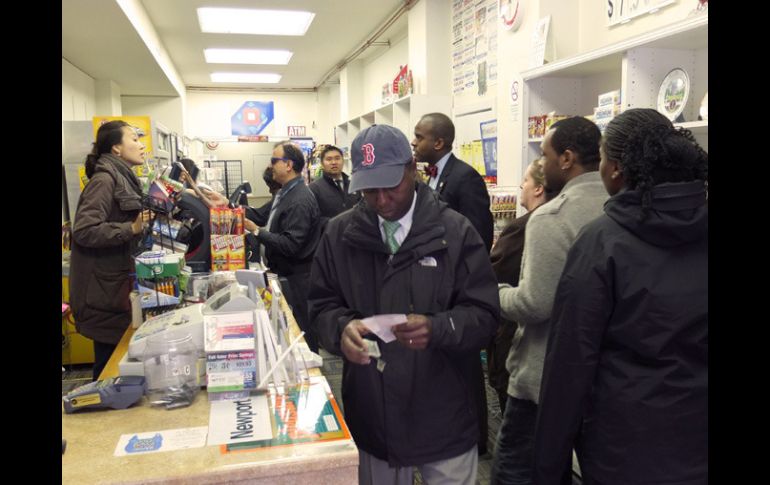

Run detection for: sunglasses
[[270, 157, 290, 165]]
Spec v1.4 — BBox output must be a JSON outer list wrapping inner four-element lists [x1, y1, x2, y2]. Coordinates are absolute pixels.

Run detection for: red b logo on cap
[[362, 143, 375, 166]]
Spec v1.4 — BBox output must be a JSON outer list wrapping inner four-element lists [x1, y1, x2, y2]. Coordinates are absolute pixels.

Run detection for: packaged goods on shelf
[[528, 113, 568, 139], [594, 104, 622, 120], [544, 112, 569, 132], [598, 89, 621, 107]]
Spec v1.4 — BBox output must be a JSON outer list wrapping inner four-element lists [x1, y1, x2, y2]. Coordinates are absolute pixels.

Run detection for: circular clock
[[656, 68, 690, 122], [500, 0, 524, 31]]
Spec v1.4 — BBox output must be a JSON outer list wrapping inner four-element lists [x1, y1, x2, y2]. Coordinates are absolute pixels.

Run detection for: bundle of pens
[[210, 207, 246, 272], [135, 250, 185, 309]]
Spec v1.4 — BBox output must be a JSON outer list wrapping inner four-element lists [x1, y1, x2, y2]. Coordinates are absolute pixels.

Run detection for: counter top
[[63, 297, 358, 484]]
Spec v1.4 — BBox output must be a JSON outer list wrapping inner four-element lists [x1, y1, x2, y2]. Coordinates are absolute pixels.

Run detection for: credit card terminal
[[63, 376, 146, 413]]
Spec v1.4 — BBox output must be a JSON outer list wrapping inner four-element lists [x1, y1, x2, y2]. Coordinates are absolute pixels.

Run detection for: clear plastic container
[[142, 333, 199, 409]]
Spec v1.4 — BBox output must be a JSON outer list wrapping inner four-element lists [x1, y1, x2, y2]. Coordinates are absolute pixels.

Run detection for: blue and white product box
[[597, 89, 621, 107], [593, 104, 622, 121], [206, 350, 257, 393]]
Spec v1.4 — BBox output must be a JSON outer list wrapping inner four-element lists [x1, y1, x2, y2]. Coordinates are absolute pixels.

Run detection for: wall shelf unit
[[520, 15, 708, 179], [335, 94, 452, 150]]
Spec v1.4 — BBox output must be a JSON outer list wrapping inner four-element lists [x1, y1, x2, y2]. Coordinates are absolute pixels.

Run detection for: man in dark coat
[[309, 124, 499, 484], [411, 112, 495, 454], [251, 142, 322, 352], [308, 145, 361, 221]]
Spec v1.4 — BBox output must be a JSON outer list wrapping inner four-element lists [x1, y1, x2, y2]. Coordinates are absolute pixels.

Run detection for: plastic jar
[[142, 333, 199, 409]]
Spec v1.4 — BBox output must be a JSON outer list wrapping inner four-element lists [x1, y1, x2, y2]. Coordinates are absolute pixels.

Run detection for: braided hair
[[603, 108, 708, 211]]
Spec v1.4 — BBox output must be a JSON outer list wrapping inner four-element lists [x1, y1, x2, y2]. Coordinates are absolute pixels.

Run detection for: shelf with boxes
[[520, 14, 708, 179]]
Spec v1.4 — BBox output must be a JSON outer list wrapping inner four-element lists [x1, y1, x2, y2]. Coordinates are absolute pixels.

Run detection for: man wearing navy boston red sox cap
[[309, 124, 500, 484]]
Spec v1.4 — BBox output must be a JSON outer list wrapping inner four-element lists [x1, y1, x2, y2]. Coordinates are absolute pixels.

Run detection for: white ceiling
[[62, 0, 408, 96]]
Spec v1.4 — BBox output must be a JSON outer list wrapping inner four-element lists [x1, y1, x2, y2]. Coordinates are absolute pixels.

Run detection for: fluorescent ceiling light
[[210, 73, 282, 84], [204, 49, 293, 65], [198, 8, 315, 36]]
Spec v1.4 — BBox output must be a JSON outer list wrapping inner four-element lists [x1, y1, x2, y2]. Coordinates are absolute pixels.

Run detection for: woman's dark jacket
[[534, 181, 708, 485], [69, 155, 143, 345]]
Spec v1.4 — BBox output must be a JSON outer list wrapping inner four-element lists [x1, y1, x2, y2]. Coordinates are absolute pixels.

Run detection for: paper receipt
[[360, 314, 408, 343]]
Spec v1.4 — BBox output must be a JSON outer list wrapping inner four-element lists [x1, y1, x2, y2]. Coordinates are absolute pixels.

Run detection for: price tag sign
[[607, 0, 677, 27]]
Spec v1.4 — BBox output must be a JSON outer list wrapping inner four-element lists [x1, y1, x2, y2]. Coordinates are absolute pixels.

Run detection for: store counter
[[62, 298, 358, 485]]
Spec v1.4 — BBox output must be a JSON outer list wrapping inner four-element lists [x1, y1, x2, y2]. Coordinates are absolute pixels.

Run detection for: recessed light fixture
[[204, 49, 293, 65], [210, 73, 282, 84], [198, 8, 315, 36]]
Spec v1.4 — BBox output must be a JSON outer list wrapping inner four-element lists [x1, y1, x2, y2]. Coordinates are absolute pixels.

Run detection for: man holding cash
[[308, 124, 499, 484]]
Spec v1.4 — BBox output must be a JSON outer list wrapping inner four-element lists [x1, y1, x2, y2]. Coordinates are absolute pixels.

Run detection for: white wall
[[122, 95, 185, 134], [184, 91, 320, 141], [316, 84, 340, 144], [62, 58, 96, 121], [363, 34, 409, 113], [579, 0, 695, 52]]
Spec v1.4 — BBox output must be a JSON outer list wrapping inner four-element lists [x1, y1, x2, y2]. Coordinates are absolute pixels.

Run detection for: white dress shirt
[[377, 189, 417, 248], [428, 152, 452, 190]]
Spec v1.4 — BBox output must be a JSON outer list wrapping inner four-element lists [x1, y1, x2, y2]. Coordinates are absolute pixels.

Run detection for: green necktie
[[382, 220, 401, 254]]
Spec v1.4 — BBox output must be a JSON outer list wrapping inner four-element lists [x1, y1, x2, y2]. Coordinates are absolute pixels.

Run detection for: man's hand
[[393, 314, 432, 350], [131, 213, 146, 235], [341, 320, 373, 365], [201, 188, 229, 207], [244, 219, 258, 233]]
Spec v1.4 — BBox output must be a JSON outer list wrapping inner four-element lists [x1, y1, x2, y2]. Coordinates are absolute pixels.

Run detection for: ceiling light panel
[[210, 73, 282, 84], [204, 48, 293, 65], [198, 8, 315, 36]]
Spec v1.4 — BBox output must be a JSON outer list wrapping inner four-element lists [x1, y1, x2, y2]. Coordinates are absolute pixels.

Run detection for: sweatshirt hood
[[604, 180, 707, 247]]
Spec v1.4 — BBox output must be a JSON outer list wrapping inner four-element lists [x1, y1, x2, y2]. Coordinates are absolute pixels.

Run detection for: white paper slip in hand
[[361, 314, 408, 343]]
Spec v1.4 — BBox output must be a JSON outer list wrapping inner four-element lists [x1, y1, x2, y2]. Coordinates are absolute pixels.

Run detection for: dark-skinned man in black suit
[[412, 113, 494, 252], [412, 112, 494, 456]]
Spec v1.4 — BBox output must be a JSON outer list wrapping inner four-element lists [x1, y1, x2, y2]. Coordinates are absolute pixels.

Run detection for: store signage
[[607, 0, 677, 27], [237, 135, 269, 142], [231, 101, 274, 136], [287, 126, 306, 137]]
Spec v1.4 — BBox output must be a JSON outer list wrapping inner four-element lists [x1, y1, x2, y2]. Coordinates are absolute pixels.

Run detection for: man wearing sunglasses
[[249, 142, 322, 352]]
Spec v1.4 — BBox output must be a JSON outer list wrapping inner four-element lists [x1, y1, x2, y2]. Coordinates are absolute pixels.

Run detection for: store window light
[[205, 49, 293, 65], [197, 8, 315, 36], [210, 73, 282, 84]]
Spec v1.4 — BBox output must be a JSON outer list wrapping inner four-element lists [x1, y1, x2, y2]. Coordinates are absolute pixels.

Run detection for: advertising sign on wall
[[231, 101, 274, 136]]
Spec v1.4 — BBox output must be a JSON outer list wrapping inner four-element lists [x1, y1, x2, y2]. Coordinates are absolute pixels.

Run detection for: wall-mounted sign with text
[[607, 0, 677, 27], [237, 135, 269, 142], [287, 126, 306, 137]]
